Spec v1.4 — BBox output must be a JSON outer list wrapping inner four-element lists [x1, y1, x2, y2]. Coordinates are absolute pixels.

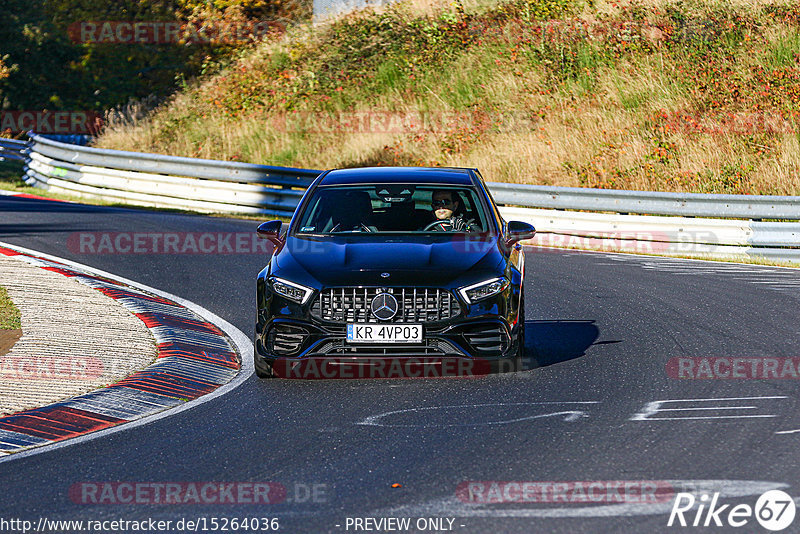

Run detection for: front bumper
[[255, 278, 523, 377], [256, 317, 515, 360], [254, 317, 522, 380]]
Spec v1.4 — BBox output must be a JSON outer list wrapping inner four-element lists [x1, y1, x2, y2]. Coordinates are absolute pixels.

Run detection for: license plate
[[347, 323, 423, 343]]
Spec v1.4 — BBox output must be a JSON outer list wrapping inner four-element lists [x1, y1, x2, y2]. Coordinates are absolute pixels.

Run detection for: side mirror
[[506, 220, 536, 246], [257, 220, 284, 246]]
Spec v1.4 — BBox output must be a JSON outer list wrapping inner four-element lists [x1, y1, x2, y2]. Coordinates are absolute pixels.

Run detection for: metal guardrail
[[35, 134, 92, 146], [30, 134, 318, 187], [488, 182, 800, 220], [497, 206, 800, 263], [13, 132, 800, 264], [25, 133, 319, 217], [0, 138, 29, 162]]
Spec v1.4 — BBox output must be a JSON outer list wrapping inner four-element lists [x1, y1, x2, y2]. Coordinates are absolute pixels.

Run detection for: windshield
[[294, 184, 490, 235]]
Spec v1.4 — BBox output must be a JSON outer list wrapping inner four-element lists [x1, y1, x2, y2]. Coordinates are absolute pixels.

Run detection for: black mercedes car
[[254, 167, 535, 378]]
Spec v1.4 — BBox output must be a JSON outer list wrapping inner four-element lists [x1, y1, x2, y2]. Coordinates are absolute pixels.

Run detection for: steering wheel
[[421, 220, 448, 232], [330, 222, 374, 233]]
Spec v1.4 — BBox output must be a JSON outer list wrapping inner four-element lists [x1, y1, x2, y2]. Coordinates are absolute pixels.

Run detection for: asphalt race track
[[2, 194, 800, 533]]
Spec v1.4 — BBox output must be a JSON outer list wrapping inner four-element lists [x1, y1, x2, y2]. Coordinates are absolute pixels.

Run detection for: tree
[[0, 0, 309, 115]]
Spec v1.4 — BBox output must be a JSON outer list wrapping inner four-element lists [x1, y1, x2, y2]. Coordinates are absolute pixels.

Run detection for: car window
[[295, 185, 488, 234]]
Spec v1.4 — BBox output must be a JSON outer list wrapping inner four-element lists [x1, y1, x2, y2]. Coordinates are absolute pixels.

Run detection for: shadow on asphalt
[[524, 320, 605, 370], [0, 197, 119, 214], [0, 223, 98, 236]]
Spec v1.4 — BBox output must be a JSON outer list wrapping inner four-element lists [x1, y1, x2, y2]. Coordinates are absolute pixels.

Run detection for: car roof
[[317, 167, 476, 186]]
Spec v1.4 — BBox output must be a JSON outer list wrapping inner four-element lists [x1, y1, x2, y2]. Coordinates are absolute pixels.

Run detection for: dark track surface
[[2, 194, 800, 533]]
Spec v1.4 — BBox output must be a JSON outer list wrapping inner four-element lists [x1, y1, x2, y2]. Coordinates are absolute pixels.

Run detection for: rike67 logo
[[668, 490, 796, 531]]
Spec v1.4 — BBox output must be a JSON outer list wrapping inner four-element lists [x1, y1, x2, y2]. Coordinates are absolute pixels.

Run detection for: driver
[[428, 190, 477, 231]]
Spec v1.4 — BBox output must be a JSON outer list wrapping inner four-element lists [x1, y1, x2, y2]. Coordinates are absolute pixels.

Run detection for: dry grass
[[593, 0, 799, 11], [95, 0, 800, 194], [0, 286, 20, 330]]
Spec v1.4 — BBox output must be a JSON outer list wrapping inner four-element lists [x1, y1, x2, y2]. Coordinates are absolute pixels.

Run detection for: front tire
[[490, 289, 525, 374], [512, 289, 525, 371], [254, 346, 276, 378]]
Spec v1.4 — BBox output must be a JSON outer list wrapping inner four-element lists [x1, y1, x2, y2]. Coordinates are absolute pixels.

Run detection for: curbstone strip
[[0, 189, 73, 202], [0, 255, 157, 415], [0, 246, 241, 455]]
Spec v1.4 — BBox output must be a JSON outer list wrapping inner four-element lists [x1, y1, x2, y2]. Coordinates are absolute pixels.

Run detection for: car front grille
[[311, 287, 461, 323], [308, 338, 465, 357]]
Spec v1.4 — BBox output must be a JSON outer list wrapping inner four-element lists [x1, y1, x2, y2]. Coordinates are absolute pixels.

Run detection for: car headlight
[[458, 277, 510, 304], [270, 277, 314, 304]]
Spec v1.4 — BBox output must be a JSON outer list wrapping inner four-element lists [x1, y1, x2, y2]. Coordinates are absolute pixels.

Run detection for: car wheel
[[512, 289, 525, 372], [492, 289, 524, 374]]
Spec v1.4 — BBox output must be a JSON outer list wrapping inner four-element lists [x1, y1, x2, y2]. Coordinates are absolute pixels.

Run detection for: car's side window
[[298, 196, 324, 232], [475, 175, 504, 232]]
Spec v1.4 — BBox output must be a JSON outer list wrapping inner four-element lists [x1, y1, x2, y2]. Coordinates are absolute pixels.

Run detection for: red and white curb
[[0, 242, 253, 460], [0, 190, 74, 202]]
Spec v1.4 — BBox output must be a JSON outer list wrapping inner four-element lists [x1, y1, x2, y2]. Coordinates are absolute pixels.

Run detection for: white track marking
[[630, 396, 787, 422], [357, 402, 600, 427], [569, 249, 800, 291], [636, 415, 778, 421], [0, 240, 254, 464], [561, 247, 799, 271], [655, 407, 760, 411], [638, 396, 787, 402], [751, 288, 800, 292]]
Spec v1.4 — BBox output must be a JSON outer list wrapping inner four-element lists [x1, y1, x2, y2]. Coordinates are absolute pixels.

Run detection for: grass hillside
[[96, 0, 800, 195]]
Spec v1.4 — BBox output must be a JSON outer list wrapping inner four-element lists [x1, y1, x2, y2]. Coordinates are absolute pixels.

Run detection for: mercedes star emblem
[[381, 272, 390, 278], [371, 292, 399, 321]]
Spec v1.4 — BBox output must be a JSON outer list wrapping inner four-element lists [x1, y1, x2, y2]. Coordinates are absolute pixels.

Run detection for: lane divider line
[[0, 241, 254, 462]]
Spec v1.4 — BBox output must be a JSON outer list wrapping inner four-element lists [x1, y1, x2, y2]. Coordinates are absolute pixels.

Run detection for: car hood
[[273, 235, 505, 287]]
